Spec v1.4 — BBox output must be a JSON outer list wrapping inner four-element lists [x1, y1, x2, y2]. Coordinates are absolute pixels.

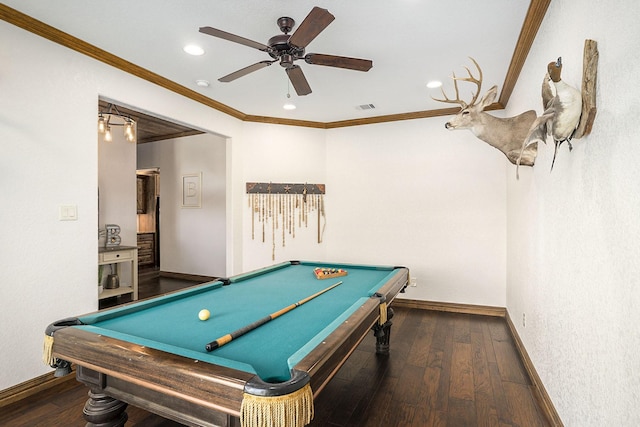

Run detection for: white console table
[[98, 246, 138, 301]]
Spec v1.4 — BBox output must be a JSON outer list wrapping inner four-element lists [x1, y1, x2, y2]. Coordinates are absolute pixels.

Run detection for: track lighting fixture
[[98, 103, 136, 142]]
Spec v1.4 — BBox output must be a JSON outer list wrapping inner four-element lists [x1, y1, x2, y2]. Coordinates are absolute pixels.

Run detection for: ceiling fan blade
[[286, 65, 312, 96], [305, 54, 373, 72], [288, 7, 335, 49], [199, 26, 269, 51], [219, 60, 275, 82]]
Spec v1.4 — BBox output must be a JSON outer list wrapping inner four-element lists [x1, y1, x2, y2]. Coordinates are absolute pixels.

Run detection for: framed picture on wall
[[181, 173, 202, 208]]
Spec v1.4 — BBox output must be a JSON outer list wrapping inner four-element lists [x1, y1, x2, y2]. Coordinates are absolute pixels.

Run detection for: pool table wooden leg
[[83, 389, 128, 427], [372, 306, 395, 354], [77, 366, 128, 427]]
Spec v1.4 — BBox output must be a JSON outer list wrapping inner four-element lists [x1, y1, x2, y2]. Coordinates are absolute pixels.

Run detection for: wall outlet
[[409, 277, 417, 287]]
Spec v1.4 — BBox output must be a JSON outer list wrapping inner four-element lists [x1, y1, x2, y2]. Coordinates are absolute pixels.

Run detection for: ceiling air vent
[[356, 103, 376, 110]]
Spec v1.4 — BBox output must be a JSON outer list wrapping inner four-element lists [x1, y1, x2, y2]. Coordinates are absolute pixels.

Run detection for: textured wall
[[505, 0, 640, 424]]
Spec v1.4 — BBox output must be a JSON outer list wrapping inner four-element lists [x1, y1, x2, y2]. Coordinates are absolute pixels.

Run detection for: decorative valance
[[246, 182, 326, 260]]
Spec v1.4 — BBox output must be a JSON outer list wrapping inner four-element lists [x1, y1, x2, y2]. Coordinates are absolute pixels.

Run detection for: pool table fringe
[[42, 335, 55, 366], [241, 382, 314, 427], [378, 301, 388, 325], [43, 317, 85, 371]]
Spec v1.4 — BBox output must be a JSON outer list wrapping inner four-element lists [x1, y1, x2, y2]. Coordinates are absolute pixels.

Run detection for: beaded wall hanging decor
[[247, 182, 326, 260]]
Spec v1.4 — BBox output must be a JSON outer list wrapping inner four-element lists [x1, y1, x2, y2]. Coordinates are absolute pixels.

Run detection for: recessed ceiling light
[[183, 44, 204, 56], [196, 79, 210, 87], [426, 80, 443, 89], [283, 103, 297, 110]]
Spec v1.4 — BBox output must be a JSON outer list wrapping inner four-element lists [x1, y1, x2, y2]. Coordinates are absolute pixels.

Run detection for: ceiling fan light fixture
[[183, 44, 205, 56]]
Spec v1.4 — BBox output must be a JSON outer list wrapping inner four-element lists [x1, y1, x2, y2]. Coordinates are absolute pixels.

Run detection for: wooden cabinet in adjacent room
[[137, 232, 156, 268], [137, 175, 149, 214]]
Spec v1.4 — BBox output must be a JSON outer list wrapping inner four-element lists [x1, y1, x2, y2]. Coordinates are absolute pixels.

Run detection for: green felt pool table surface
[[78, 261, 401, 382]]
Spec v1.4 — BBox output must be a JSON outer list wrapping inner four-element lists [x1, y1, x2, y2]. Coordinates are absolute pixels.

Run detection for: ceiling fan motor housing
[[267, 33, 305, 64]]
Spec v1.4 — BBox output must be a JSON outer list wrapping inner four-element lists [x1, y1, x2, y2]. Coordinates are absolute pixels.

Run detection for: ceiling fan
[[199, 6, 373, 96]]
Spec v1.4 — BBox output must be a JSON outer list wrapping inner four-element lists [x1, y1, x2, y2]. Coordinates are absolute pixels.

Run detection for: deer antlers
[[432, 57, 483, 108]]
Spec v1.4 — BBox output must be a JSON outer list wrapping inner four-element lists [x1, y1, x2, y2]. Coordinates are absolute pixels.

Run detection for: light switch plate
[[59, 205, 78, 221]]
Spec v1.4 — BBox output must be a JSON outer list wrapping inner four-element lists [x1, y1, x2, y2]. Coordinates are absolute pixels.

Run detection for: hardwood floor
[[308, 308, 549, 427], [1, 274, 550, 426]]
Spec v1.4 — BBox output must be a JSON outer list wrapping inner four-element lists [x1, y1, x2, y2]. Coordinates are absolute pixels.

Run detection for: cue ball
[[198, 309, 210, 321]]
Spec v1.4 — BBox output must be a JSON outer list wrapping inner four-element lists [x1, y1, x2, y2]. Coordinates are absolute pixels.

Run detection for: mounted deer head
[[433, 58, 538, 167]]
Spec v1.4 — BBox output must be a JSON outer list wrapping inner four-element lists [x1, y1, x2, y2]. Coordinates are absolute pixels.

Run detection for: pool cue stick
[[205, 280, 343, 352]]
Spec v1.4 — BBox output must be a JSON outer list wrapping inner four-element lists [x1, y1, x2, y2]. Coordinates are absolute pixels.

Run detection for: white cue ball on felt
[[198, 309, 210, 321]]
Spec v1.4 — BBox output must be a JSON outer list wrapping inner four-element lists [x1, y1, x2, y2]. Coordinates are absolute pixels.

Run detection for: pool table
[[45, 261, 408, 427]]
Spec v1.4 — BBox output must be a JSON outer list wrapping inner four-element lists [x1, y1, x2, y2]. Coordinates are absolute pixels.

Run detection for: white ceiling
[[4, 0, 536, 123]]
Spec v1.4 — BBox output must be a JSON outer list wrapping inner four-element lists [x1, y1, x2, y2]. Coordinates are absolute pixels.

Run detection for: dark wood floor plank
[[487, 316, 512, 342], [472, 330, 500, 427], [482, 321, 499, 365], [488, 361, 516, 425], [333, 347, 372, 382], [343, 355, 391, 426], [434, 313, 454, 414], [392, 307, 423, 355], [393, 402, 417, 426], [429, 311, 451, 352], [359, 376, 398, 427], [419, 348, 444, 408], [448, 396, 478, 426], [494, 340, 529, 385], [324, 376, 362, 425], [2, 403, 65, 426], [450, 342, 475, 401], [453, 313, 472, 344], [406, 311, 437, 367], [394, 363, 426, 406], [310, 376, 349, 426], [504, 382, 547, 427]]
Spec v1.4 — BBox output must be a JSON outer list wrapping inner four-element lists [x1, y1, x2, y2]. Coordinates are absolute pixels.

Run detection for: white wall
[[137, 133, 227, 277], [506, 0, 640, 424], [0, 20, 242, 390], [326, 119, 508, 306], [1, 24, 100, 389]]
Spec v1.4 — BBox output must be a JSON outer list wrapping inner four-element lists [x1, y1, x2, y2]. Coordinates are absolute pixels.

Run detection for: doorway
[[137, 168, 160, 273], [98, 98, 227, 293]]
